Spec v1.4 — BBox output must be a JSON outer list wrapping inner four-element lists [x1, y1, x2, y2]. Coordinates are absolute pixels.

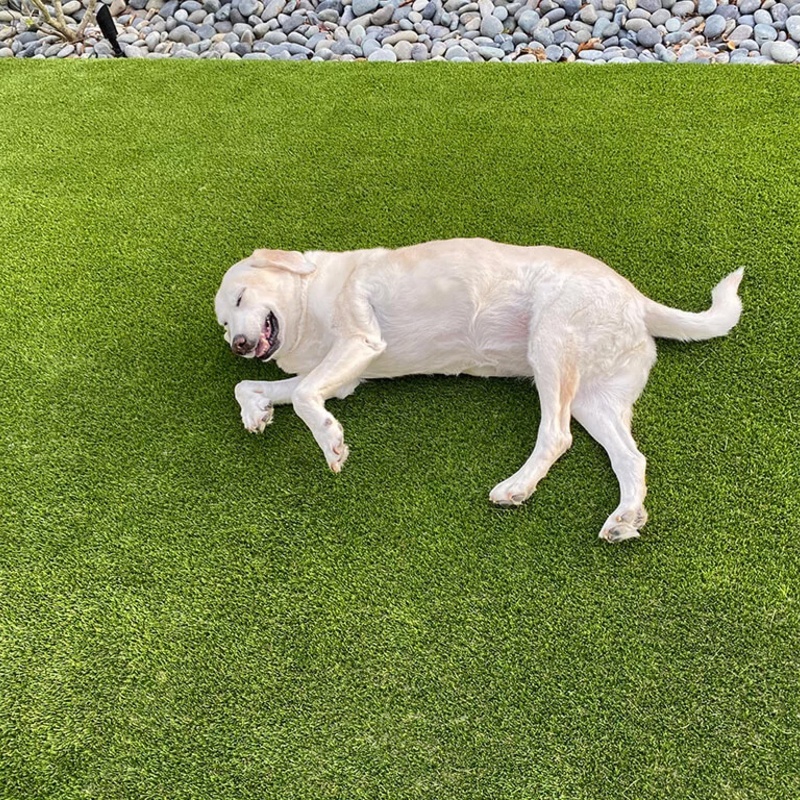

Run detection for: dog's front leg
[[235, 377, 302, 433], [292, 335, 386, 472]]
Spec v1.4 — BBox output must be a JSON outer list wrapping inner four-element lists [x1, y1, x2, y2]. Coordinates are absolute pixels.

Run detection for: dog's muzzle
[[231, 312, 280, 361]]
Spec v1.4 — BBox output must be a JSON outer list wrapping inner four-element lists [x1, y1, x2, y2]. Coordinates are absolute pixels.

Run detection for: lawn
[[0, 62, 799, 799]]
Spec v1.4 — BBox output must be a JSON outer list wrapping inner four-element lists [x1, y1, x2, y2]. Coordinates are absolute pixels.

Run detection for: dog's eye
[[236, 290, 245, 307]]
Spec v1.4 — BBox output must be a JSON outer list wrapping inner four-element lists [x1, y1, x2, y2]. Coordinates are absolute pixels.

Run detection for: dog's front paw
[[315, 416, 349, 473], [235, 382, 274, 434]]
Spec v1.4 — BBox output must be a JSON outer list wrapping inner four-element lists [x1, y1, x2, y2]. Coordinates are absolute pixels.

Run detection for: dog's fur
[[215, 238, 743, 542]]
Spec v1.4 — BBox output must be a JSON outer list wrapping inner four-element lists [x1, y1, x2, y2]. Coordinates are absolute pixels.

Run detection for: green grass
[[0, 62, 799, 799]]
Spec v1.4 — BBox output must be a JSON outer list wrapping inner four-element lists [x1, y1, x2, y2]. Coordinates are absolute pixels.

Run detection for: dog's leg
[[572, 393, 648, 543], [292, 335, 386, 472], [489, 354, 577, 506], [235, 377, 301, 433]]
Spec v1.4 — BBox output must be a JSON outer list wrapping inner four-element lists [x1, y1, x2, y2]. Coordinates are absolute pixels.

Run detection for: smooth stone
[[367, 45, 397, 59], [738, 0, 761, 13], [262, 0, 285, 19], [533, 26, 554, 45], [768, 38, 798, 59], [754, 22, 778, 42], [393, 38, 413, 58], [579, 4, 598, 23], [168, 24, 200, 43], [670, 0, 695, 17], [728, 24, 754, 41], [637, 24, 661, 45], [625, 17, 652, 31], [717, 4, 739, 18], [478, 43, 505, 57], [637, 0, 661, 12], [518, 9, 539, 33], [772, 3, 790, 23], [650, 7, 670, 24], [703, 13, 726, 38], [697, 0, 715, 15], [383, 29, 418, 43], [411, 41, 429, 58], [544, 42, 562, 59], [665, 16, 681, 31], [787, 15, 800, 40], [479, 14, 503, 35], [371, 4, 394, 24], [445, 42, 469, 58], [352, 0, 379, 15]]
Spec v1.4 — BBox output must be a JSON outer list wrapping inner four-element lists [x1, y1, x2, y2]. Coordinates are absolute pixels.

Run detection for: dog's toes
[[599, 507, 647, 543], [600, 523, 641, 544], [242, 403, 273, 433], [489, 479, 529, 506], [328, 443, 349, 473]]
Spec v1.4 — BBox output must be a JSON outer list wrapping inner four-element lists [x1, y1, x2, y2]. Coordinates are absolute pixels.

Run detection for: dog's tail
[[643, 268, 744, 342]]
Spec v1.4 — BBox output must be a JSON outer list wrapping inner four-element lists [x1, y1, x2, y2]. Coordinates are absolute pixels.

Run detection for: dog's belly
[[364, 301, 534, 379]]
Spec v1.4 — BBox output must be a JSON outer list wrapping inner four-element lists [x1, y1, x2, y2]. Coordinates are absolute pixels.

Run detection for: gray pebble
[[394, 39, 413, 58], [768, 39, 798, 60], [787, 15, 800, 41], [545, 42, 563, 60], [703, 13, 726, 38], [411, 41, 429, 59], [738, 0, 761, 14], [480, 14, 503, 36], [478, 44, 505, 58], [697, 0, 715, 16], [728, 24, 754, 42], [445, 43, 469, 58], [671, 0, 695, 18], [637, 0, 661, 13], [367, 45, 397, 59], [353, 0, 379, 16], [754, 22, 778, 42], [637, 25, 662, 46], [517, 10, 539, 34]]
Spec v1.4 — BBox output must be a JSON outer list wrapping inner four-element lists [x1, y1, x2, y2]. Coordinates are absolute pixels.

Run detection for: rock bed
[[1, 0, 799, 62]]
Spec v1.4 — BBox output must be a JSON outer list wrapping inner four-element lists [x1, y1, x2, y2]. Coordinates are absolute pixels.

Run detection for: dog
[[215, 239, 743, 542]]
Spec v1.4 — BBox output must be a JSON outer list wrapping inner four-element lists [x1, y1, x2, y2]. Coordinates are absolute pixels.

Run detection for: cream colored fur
[[215, 239, 743, 543]]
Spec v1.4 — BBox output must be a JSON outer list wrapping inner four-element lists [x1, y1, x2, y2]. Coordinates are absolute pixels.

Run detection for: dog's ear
[[250, 249, 315, 275]]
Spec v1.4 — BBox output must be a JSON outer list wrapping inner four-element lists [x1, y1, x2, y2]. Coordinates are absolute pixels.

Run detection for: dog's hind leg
[[572, 387, 649, 543], [489, 346, 578, 507]]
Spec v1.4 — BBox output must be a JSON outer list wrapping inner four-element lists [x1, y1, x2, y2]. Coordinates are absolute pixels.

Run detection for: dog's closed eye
[[236, 290, 245, 308]]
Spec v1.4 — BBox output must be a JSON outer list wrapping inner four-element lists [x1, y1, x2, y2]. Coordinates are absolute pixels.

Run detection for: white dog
[[215, 239, 743, 543]]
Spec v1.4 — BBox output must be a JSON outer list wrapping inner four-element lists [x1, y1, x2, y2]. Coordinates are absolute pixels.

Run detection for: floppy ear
[[250, 249, 315, 275]]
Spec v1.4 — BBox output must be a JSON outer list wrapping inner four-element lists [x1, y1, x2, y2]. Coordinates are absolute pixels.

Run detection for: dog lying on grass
[[215, 239, 743, 543]]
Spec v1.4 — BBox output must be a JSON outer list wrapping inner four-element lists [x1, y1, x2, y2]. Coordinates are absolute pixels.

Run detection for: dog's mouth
[[254, 311, 280, 361]]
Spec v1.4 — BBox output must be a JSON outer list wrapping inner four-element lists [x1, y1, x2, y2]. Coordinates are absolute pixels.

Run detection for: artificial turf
[[0, 61, 799, 799]]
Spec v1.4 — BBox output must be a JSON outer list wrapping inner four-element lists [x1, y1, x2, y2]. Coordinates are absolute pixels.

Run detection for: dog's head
[[215, 249, 315, 362]]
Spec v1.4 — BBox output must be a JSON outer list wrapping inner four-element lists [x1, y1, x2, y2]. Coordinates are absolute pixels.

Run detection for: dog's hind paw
[[599, 507, 647, 543]]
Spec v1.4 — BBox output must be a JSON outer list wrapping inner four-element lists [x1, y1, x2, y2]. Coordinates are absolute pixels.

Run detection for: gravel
[[2, 0, 799, 62]]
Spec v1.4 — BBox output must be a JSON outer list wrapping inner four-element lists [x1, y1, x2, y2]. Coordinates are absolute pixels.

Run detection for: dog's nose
[[231, 335, 251, 355]]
